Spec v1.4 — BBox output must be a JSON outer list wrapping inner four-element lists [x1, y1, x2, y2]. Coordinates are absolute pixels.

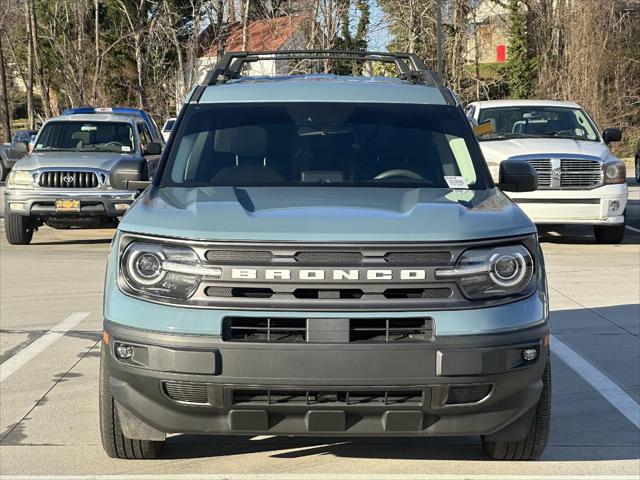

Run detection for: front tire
[[594, 223, 625, 244], [99, 346, 164, 459], [481, 356, 551, 461], [5, 210, 34, 245]]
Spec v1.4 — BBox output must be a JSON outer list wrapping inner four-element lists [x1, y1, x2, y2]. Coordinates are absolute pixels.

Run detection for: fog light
[[9, 202, 25, 210], [522, 348, 538, 362], [114, 203, 130, 210], [115, 344, 134, 359], [610, 200, 621, 213]]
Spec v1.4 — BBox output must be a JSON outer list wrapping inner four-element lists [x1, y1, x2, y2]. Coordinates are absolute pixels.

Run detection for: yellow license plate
[[55, 199, 80, 213]]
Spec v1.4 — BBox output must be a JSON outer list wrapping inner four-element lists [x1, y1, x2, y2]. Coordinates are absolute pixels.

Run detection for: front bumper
[[508, 183, 628, 225], [104, 320, 548, 439], [5, 188, 136, 217]]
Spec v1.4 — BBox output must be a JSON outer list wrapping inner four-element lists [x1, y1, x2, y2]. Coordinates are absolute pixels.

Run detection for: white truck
[[466, 100, 628, 243]]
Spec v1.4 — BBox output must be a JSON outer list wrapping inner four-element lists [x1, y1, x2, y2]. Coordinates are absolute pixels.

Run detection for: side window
[[137, 123, 152, 149]]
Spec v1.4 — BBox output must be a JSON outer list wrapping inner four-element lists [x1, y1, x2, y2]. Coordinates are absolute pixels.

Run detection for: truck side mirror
[[602, 128, 622, 144], [144, 142, 162, 156], [13, 141, 28, 155], [498, 160, 538, 192]]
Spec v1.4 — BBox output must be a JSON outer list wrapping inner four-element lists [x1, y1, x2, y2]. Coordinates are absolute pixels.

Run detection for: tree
[[507, 0, 533, 98]]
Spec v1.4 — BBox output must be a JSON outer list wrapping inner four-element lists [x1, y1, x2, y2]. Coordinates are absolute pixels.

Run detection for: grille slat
[[526, 159, 552, 187], [38, 170, 99, 189]]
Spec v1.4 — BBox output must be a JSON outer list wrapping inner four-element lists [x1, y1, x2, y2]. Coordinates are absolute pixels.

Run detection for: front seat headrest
[[230, 126, 268, 158]]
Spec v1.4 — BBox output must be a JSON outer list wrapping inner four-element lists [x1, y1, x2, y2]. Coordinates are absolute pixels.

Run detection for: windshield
[[160, 103, 487, 189], [34, 121, 136, 153], [477, 106, 599, 142]]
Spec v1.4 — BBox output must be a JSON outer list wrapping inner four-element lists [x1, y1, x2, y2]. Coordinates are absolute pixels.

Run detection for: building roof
[[201, 17, 304, 58], [198, 75, 448, 105], [473, 99, 582, 109]]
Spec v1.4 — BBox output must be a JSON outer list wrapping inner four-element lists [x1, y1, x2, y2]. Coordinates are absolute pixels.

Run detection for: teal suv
[[100, 51, 550, 460]]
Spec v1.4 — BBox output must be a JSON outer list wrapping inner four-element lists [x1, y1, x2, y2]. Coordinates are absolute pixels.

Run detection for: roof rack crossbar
[[204, 50, 440, 87]]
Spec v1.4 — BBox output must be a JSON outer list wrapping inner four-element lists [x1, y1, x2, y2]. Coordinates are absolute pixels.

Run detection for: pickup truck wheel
[[481, 356, 551, 461], [99, 346, 164, 459], [593, 223, 625, 244], [5, 211, 34, 245]]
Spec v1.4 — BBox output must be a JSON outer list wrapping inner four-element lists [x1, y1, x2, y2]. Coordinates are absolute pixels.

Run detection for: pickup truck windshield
[[34, 121, 135, 153], [477, 106, 599, 142], [161, 103, 487, 189]]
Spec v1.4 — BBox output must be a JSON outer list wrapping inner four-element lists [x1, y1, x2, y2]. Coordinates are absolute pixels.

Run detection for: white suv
[[467, 100, 628, 243]]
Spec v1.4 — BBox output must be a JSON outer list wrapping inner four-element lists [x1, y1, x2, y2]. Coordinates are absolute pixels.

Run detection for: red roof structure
[[201, 16, 306, 57]]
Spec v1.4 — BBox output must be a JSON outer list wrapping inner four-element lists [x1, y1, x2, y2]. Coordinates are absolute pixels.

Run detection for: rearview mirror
[[602, 128, 622, 144], [144, 142, 162, 156], [498, 160, 538, 192]]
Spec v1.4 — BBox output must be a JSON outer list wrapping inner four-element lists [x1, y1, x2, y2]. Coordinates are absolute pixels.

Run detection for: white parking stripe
[[625, 225, 640, 234], [0, 476, 637, 480], [0, 312, 91, 383], [551, 334, 640, 429]]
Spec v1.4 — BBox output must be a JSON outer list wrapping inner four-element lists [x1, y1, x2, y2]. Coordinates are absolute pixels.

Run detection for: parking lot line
[[625, 225, 640, 234], [0, 312, 90, 383], [0, 475, 637, 480], [551, 334, 640, 429]]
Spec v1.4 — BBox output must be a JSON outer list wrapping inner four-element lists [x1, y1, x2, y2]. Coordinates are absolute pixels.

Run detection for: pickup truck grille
[[560, 159, 602, 187], [39, 171, 100, 188], [525, 158, 602, 189], [527, 159, 552, 187]]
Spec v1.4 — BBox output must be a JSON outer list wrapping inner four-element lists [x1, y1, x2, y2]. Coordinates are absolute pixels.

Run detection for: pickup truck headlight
[[603, 160, 626, 184], [121, 241, 220, 300], [6, 170, 34, 189], [435, 244, 534, 299]]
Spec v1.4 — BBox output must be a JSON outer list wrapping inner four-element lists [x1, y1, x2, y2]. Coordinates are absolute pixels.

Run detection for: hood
[[479, 138, 611, 164], [13, 151, 140, 171], [119, 186, 535, 243]]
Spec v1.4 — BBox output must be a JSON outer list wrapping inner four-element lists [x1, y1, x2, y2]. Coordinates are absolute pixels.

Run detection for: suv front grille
[[221, 317, 434, 343], [232, 389, 424, 406], [39, 171, 100, 188]]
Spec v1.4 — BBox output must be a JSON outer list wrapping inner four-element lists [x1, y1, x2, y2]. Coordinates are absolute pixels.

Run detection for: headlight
[[435, 244, 534, 299], [603, 160, 626, 184], [120, 241, 221, 300], [6, 170, 34, 189]]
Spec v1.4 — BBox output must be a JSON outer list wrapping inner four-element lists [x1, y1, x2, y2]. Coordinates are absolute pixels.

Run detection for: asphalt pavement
[[0, 181, 638, 479]]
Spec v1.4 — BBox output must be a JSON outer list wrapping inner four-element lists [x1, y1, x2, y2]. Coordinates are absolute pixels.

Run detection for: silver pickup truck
[[4, 112, 161, 244]]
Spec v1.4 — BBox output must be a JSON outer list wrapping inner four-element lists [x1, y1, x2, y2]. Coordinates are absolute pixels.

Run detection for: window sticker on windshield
[[81, 125, 97, 131], [121, 146, 131, 152], [445, 176, 469, 190]]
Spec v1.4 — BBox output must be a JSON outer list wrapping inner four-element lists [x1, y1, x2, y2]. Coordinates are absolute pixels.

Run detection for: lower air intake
[[445, 384, 492, 405], [163, 381, 209, 405]]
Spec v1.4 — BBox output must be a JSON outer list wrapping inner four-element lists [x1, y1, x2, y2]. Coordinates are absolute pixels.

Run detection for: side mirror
[[13, 141, 28, 154], [126, 180, 152, 191], [144, 142, 162, 156], [602, 128, 622, 144], [498, 159, 538, 192]]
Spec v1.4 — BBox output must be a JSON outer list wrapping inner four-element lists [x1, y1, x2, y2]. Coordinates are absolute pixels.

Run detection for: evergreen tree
[[507, 0, 534, 98]]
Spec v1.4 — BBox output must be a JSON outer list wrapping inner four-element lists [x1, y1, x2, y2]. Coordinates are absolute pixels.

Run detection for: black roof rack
[[201, 50, 443, 86]]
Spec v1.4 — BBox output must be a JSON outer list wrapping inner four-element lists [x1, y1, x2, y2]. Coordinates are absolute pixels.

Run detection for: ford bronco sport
[[100, 51, 550, 461]]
